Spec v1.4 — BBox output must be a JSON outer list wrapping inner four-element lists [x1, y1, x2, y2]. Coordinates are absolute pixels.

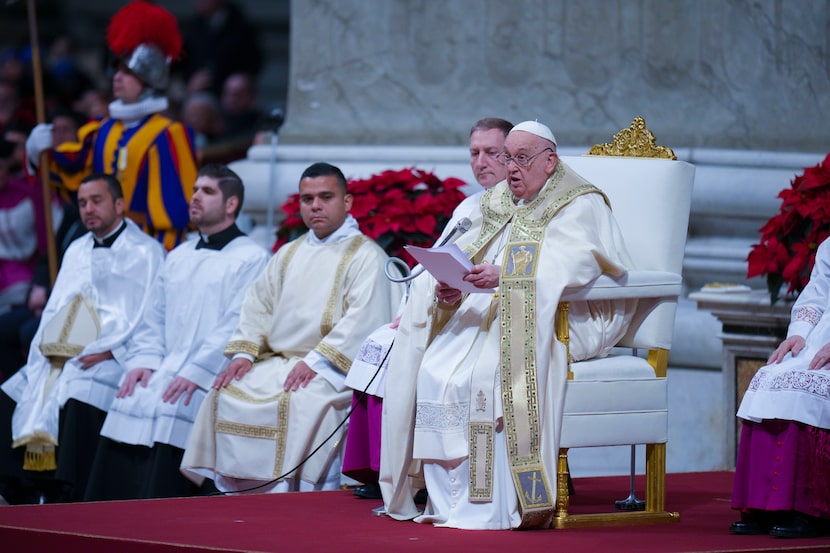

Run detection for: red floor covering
[[1, 471, 829, 553]]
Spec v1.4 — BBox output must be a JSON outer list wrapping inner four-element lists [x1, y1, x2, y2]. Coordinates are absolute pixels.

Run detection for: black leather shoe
[[769, 513, 827, 539], [730, 520, 767, 535], [730, 510, 771, 535], [353, 483, 382, 499], [413, 488, 428, 504]]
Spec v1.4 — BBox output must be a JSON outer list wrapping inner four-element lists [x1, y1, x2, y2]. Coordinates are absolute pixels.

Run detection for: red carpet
[[1, 471, 829, 553]]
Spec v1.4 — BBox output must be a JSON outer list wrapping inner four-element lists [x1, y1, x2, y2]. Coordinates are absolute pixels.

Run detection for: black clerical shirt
[[195, 223, 245, 251], [92, 220, 127, 248]]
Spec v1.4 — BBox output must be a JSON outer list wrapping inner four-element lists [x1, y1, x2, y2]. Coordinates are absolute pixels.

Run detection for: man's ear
[[344, 193, 354, 212], [545, 152, 559, 174], [114, 197, 126, 216], [226, 195, 240, 218]]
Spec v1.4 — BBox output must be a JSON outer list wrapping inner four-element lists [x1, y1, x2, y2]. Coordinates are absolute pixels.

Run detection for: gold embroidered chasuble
[[380, 161, 631, 529], [181, 231, 398, 488]]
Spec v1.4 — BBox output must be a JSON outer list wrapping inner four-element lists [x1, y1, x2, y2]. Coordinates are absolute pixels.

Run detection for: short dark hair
[[470, 118, 513, 138], [300, 162, 348, 195], [197, 163, 245, 217], [80, 172, 123, 200]]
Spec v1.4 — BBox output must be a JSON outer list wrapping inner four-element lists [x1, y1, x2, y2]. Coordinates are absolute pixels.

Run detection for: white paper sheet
[[404, 244, 494, 293]]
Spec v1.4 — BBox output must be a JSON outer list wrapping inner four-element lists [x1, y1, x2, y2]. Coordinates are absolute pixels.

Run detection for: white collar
[[305, 214, 361, 246]]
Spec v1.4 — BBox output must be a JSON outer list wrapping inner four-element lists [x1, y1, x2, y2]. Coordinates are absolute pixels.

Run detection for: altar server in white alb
[[181, 162, 401, 493], [380, 121, 637, 529], [85, 164, 269, 501], [0, 173, 164, 502]]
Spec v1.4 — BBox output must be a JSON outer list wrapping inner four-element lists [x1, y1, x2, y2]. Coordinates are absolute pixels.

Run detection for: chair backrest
[[560, 155, 695, 350]]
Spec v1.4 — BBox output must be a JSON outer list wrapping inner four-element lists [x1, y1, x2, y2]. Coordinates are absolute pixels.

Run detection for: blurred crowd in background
[[0, 0, 284, 384]]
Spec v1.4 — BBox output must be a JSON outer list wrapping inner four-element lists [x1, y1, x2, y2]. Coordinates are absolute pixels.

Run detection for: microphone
[[385, 217, 473, 283], [434, 217, 472, 248]]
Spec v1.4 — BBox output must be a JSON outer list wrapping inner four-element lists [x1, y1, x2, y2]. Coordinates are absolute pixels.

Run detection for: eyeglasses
[[496, 148, 553, 168]]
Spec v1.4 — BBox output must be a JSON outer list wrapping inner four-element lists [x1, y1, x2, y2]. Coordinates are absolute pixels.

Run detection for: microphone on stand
[[385, 217, 472, 283]]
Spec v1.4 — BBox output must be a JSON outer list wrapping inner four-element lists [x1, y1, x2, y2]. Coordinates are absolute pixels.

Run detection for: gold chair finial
[[587, 116, 676, 160]]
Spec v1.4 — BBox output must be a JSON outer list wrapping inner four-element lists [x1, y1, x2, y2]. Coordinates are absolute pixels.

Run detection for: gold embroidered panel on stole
[[491, 163, 600, 528], [278, 235, 305, 285], [315, 235, 368, 372], [468, 423, 494, 501]]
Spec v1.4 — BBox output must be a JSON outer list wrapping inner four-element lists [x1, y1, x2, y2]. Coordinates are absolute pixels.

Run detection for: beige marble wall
[[282, 0, 830, 152]]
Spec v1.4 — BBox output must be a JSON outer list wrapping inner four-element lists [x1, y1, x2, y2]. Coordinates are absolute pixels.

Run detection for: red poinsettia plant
[[747, 152, 830, 303], [274, 167, 467, 266]]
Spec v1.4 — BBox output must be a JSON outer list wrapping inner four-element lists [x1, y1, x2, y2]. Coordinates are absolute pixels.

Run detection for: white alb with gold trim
[[182, 219, 401, 490]]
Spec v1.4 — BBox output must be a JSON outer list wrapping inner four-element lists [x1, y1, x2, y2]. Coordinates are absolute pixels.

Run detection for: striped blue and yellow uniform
[[49, 113, 198, 250]]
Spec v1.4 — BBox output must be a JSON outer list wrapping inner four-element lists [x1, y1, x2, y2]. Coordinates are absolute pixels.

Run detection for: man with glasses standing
[[381, 121, 637, 530]]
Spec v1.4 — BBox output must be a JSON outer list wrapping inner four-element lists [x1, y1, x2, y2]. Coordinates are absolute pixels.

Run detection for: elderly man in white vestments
[[0, 173, 164, 504], [380, 121, 637, 530], [343, 117, 514, 501], [83, 164, 269, 501], [181, 162, 400, 493]]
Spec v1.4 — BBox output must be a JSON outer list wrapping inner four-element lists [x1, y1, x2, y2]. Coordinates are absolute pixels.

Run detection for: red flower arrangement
[[274, 167, 467, 266], [747, 152, 830, 303]]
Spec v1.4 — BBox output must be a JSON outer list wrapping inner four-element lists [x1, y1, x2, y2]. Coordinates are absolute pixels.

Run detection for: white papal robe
[[99, 233, 269, 450], [182, 216, 400, 491], [1, 220, 164, 463], [380, 161, 636, 529]]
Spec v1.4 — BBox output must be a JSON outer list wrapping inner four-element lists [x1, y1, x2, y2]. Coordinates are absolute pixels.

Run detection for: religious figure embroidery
[[475, 389, 486, 412], [505, 243, 537, 277]]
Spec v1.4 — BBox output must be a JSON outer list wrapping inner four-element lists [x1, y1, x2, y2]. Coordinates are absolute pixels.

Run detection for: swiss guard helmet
[[106, 0, 182, 92]]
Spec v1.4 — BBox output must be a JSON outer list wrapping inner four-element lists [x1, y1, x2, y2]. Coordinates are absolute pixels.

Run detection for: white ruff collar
[[108, 96, 168, 125]]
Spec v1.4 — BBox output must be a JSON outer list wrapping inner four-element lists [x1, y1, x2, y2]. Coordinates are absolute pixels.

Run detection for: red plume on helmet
[[107, 1, 182, 61], [106, 1, 182, 90]]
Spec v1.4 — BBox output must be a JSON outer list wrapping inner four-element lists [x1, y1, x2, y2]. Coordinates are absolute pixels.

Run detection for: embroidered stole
[[462, 163, 603, 528]]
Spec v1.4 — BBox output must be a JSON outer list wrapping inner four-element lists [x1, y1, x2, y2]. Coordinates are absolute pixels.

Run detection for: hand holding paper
[[404, 244, 496, 293]]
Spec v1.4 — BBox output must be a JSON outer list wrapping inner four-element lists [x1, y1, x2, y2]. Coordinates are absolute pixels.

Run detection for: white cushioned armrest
[[560, 270, 681, 302], [569, 355, 657, 380]]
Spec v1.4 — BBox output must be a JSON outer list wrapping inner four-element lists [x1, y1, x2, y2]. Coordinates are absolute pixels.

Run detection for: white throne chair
[[553, 117, 695, 528]]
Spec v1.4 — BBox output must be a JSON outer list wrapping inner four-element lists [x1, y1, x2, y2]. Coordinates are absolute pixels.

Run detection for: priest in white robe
[[181, 162, 401, 493], [380, 121, 637, 530], [84, 164, 269, 501], [0, 173, 164, 503]]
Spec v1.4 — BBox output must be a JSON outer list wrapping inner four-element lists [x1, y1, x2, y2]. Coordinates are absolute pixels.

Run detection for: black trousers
[[55, 399, 107, 501], [85, 438, 212, 501]]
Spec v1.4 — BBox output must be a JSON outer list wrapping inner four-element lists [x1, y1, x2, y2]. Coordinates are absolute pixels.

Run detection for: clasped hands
[[768, 335, 830, 370], [435, 263, 500, 304], [212, 358, 317, 392]]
